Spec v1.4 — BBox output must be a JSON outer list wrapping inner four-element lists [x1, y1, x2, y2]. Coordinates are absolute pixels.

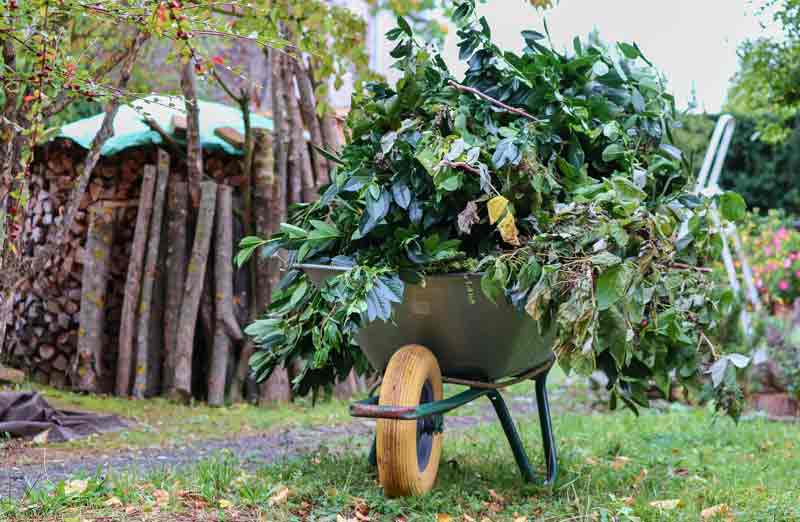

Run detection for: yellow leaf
[[103, 496, 123, 507], [269, 486, 291, 506], [514, 517, 527, 522], [437, 515, 452, 522], [649, 499, 682, 510], [219, 499, 234, 509], [64, 480, 89, 495], [487, 196, 520, 246], [701, 504, 732, 521]]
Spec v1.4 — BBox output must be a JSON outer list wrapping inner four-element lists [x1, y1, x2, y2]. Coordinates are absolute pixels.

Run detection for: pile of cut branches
[[239, 0, 748, 418]]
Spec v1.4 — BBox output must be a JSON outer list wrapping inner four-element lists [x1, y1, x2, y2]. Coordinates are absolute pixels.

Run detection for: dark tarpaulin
[[0, 392, 129, 443]]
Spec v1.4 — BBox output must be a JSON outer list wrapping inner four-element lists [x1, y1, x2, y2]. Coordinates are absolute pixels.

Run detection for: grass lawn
[[3, 398, 799, 521]]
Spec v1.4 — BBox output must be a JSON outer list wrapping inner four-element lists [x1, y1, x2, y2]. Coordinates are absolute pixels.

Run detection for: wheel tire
[[377, 344, 443, 497]]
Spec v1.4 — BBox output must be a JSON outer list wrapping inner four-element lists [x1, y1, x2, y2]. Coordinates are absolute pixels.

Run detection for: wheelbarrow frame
[[296, 263, 559, 487], [351, 356, 558, 485]]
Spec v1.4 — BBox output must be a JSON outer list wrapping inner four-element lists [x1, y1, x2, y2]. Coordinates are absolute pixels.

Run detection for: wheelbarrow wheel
[[377, 344, 443, 497]]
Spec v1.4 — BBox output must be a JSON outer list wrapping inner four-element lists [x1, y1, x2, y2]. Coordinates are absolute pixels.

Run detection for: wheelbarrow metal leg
[[487, 390, 535, 483], [368, 434, 377, 467], [535, 373, 557, 485]]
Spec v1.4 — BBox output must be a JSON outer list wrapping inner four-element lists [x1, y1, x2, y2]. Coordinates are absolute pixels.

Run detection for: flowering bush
[[740, 210, 800, 312]]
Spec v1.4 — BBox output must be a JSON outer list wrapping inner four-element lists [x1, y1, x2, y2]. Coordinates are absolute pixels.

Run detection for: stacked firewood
[[3, 140, 246, 394]]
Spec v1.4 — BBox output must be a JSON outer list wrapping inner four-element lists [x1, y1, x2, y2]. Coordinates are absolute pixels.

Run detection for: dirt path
[[1, 397, 547, 500]]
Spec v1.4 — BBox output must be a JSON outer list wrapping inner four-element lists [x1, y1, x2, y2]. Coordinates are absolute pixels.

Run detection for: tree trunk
[[309, 61, 342, 155], [133, 151, 169, 399], [251, 128, 291, 403], [182, 60, 203, 207], [73, 207, 115, 392], [162, 179, 189, 391], [116, 165, 157, 396], [208, 185, 237, 406], [270, 52, 297, 206], [171, 181, 217, 402], [293, 60, 329, 187]]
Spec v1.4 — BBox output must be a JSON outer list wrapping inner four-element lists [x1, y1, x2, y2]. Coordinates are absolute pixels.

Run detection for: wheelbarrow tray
[[297, 264, 555, 382]]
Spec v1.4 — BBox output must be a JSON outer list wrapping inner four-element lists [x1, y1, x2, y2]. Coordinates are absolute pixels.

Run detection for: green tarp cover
[[57, 95, 273, 157]]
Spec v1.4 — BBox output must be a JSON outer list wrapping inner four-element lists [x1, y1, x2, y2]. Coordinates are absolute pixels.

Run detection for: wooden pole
[[208, 185, 237, 406], [73, 207, 115, 392], [133, 151, 169, 399], [116, 165, 157, 396], [283, 65, 315, 203], [170, 181, 217, 402], [182, 60, 203, 207], [162, 179, 189, 391]]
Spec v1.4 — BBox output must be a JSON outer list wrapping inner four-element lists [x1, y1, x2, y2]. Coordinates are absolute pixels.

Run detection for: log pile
[[2, 140, 246, 394], [2, 52, 357, 403]]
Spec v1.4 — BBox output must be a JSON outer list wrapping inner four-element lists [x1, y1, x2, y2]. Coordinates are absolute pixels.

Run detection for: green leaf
[[719, 192, 746, 222], [596, 265, 628, 310], [397, 16, 412, 36], [602, 143, 625, 162]]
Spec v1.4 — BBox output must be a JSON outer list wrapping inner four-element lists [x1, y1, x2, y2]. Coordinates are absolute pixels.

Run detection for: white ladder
[[680, 115, 761, 330]]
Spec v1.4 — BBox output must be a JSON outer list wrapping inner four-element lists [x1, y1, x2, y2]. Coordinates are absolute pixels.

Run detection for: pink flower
[[778, 227, 789, 239], [786, 259, 792, 268], [779, 280, 790, 291], [795, 270, 800, 278], [765, 246, 773, 256], [767, 261, 778, 272], [756, 278, 763, 289]]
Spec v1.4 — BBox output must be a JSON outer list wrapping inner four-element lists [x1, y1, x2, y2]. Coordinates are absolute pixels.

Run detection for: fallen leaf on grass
[[64, 480, 89, 495], [124, 506, 139, 515], [701, 504, 732, 521], [218, 499, 234, 509], [649, 499, 682, 510], [611, 456, 631, 470], [463, 515, 476, 522], [103, 496, 123, 507], [153, 488, 170, 506], [437, 515, 452, 522], [269, 486, 291, 506], [337, 515, 357, 522], [354, 501, 370, 521], [178, 490, 209, 509], [633, 468, 648, 486], [513, 517, 527, 522], [584, 456, 599, 466]]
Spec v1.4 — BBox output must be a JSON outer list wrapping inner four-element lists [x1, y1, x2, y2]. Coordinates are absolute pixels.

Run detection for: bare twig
[[448, 79, 540, 122], [440, 160, 482, 176]]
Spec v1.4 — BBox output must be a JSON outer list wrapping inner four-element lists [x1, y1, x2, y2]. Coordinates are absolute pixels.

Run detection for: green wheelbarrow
[[299, 264, 558, 497]]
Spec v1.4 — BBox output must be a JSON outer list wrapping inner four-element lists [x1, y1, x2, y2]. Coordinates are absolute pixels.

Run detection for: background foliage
[[673, 113, 800, 214]]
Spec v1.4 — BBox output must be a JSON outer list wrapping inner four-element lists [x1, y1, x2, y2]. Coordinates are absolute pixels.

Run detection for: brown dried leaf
[[701, 504, 732, 521], [153, 488, 170, 506], [269, 486, 291, 506], [611, 456, 631, 470], [457, 201, 480, 235]]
